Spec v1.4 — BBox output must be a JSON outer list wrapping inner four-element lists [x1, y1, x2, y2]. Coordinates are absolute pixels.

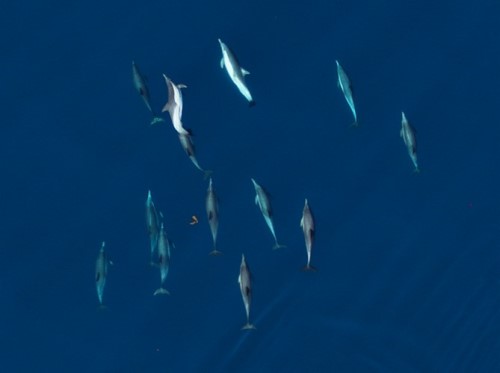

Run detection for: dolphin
[[178, 133, 212, 179], [251, 178, 285, 249], [300, 199, 316, 271], [400, 112, 420, 172], [95, 241, 108, 306], [153, 222, 171, 296], [205, 178, 221, 256], [336, 60, 358, 127], [161, 74, 189, 135], [145, 190, 160, 261], [218, 39, 255, 106], [238, 254, 256, 330], [132, 61, 163, 125]]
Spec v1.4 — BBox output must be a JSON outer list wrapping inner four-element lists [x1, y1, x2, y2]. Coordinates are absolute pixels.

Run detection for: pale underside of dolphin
[[218, 38, 255, 107], [336, 60, 357, 127], [161, 74, 189, 135]]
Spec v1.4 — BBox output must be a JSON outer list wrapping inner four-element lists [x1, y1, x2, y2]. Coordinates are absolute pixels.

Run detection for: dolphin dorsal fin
[[178, 84, 187, 89], [241, 68, 250, 76]]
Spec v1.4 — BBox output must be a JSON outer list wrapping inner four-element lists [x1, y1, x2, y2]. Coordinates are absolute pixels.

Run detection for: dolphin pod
[[96, 39, 425, 332]]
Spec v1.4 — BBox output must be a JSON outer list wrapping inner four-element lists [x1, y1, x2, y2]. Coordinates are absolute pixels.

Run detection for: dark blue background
[[2, 1, 499, 372]]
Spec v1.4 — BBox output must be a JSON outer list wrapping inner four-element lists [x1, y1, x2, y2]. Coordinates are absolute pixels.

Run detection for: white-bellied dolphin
[[161, 74, 189, 135], [218, 39, 255, 106]]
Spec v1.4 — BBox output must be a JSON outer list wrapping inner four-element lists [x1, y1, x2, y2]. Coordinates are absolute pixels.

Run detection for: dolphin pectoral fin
[[241, 68, 250, 76], [220, 58, 225, 69], [254, 195, 259, 205]]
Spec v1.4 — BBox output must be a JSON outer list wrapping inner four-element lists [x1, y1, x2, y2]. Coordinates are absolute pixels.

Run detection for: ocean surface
[[2, 1, 500, 372]]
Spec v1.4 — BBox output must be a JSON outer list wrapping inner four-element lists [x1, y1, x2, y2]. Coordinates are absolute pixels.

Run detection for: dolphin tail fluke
[[98, 304, 108, 311], [272, 242, 286, 250], [349, 120, 359, 128], [248, 100, 256, 108], [241, 322, 256, 330], [209, 249, 222, 256], [153, 288, 170, 296], [150, 116, 164, 125], [413, 167, 421, 174], [302, 264, 317, 272]]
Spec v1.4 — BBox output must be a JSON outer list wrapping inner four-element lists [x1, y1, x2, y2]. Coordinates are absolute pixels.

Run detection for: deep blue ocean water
[[2, 1, 500, 372]]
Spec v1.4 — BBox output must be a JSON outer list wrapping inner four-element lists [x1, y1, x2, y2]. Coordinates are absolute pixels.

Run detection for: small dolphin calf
[[145, 190, 160, 261], [178, 133, 212, 179], [400, 112, 420, 172], [251, 178, 285, 249], [300, 199, 316, 271], [238, 254, 256, 330], [95, 241, 108, 306], [153, 222, 171, 296], [205, 178, 221, 256], [132, 61, 163, 125], [218, 38, 255, 106], [161, 74, 189, 135], [336, 60, 357, 127]]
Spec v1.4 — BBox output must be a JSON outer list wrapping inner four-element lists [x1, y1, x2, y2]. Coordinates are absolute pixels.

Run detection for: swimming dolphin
[[400, 112, 420, 172], [205, 178, 221, 256], [251, 178, 285, 249], [238, 254, 256, 330], [218, 39, 255, 106], [178, 133, 212, 179], [95, 241, 108, 306], [145, 190, 160, 261], [300, 199, 316, 271], [336, 60, 357, 127], [161, 74, 189, 135], [132, 61, 163, 125], [153, 222, 171, 296]]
